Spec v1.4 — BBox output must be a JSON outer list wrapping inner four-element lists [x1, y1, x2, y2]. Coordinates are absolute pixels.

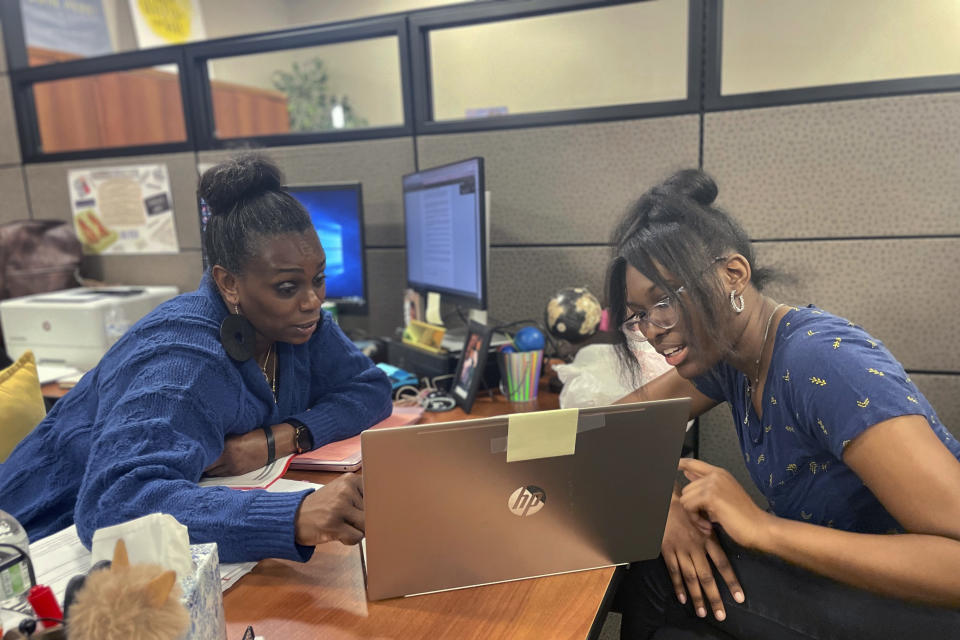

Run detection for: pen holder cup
[[497, 349, 543, 402]]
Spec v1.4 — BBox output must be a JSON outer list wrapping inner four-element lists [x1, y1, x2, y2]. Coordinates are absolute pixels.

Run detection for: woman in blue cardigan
[[0, 153, 392, 564], [610, 170, 960, 638]]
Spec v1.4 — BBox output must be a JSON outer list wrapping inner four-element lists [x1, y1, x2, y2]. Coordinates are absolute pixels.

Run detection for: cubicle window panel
[[187, 15, 414, 149], [410, 0, 703, 135], [430, 2, 688, 120], [4, 0, 960, 161], [704, 0, 960, 111], [30, 66, 188, 155], [205, 37, 404, 140], [6, 45, 199, 162]]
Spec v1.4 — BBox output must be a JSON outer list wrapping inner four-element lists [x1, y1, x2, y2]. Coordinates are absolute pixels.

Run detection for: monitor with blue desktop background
[[402, 157, 486, 311], [198, 183, 368, 314]]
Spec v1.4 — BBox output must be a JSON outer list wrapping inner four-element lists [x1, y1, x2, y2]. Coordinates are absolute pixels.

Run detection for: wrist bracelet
[[263, 426, 276, 465]]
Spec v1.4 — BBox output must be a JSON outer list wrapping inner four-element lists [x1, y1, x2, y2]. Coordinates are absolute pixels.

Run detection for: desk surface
[[223, 386, 619, 640], [41, 381, 70, 400]]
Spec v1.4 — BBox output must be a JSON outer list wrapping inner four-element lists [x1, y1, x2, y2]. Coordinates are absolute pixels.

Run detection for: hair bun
[[199, 152, 284, 216], [660, 169, 718, 206]]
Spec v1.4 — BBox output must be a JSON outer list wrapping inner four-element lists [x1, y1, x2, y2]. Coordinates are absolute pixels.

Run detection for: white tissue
[[90, 513, 193, 581]]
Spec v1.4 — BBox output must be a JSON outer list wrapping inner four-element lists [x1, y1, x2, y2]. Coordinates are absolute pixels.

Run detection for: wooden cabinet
[[27, 48, 290, 153], [209, 79, 290, 139]]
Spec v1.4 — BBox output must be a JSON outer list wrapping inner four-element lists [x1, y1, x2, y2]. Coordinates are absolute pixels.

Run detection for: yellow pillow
[[0, 350, 46, 462]]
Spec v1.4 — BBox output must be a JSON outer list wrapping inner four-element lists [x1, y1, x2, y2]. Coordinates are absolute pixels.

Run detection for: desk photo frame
[[451, 321, 493, 413]]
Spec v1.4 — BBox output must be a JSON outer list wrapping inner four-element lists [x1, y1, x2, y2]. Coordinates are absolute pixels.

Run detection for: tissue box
[[181, 543, 227, 640]]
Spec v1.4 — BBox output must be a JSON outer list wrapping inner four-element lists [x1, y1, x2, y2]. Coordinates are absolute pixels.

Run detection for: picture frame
[[451, 321, 493, 413]]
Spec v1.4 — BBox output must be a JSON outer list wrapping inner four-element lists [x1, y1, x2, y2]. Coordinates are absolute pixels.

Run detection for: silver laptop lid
[[361, 398, 690, 600]]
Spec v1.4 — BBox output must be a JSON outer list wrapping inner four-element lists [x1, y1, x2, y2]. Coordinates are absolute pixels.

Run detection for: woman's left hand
[[204, 429, 273, 476], [678, 458, 775, 551]]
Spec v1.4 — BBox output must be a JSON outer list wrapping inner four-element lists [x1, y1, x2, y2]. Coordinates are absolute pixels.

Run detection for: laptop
[[360, 398, 690, 600]]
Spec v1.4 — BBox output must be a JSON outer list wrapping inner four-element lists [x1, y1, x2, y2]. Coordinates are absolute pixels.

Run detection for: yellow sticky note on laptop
[[506, 408, 579, 462]]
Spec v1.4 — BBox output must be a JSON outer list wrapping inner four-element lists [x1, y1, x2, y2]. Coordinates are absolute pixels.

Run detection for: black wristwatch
[[291, 421, 313, 454]]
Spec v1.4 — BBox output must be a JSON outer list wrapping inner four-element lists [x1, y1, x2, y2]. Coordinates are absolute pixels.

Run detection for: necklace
[[259, 343, 277, 399], [749, 301, 785, 393]]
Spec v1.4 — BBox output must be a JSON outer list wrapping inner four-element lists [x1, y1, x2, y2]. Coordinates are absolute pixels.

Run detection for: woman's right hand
[[661, 492, 744, 621], [294, 473, 365, 546]]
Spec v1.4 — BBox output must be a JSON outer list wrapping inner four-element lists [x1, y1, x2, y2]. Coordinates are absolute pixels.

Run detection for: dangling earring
[[220, 303, 256, 361], [730, 290, 745, 314]]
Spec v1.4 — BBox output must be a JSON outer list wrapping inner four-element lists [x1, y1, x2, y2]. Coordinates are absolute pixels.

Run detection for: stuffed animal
[[66, 539, 189, 640]]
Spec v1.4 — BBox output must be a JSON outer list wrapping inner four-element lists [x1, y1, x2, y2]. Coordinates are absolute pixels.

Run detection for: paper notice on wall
[[68, 164, 179, 255], [128, 0, 207, 47], [21, 0, 114, 58]]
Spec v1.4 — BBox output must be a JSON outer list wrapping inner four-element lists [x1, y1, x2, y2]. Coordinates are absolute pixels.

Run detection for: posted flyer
[[68, 164, 179, 255]]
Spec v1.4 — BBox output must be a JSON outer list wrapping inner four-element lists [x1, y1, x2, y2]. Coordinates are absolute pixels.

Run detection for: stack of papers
[[290, 405, 424, 471], [35, 364, 84, 385], [198, 454, 293, 490]]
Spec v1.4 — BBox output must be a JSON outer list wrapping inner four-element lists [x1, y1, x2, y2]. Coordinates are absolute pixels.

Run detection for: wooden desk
[[41, 382, 70, 401], [223, 386, 620, 640]]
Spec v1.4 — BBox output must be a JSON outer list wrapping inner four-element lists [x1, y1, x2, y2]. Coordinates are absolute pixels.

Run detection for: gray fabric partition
[[79, 252, 205, 293], [417, 116, 700, 245], [24, 151, 201, 247], [0, 23, 7, 73], [338, 248, 406, 339], [703, 92, 960, 239], [0, 166, 29, 224], [0, 74, 20, 166], [755, 238, 960, 372], [488, 246, 611, 328], [22, 152, 203, 294]]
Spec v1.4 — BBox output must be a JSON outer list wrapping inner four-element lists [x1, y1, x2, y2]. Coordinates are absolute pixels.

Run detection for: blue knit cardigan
[[0, 275, 392, 563]]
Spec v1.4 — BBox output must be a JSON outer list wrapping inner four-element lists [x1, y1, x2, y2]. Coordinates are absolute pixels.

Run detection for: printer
[[0, 286, 179, 370]]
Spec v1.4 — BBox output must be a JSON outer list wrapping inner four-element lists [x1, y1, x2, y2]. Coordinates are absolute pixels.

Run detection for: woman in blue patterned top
[[610, 170, 960, 638]]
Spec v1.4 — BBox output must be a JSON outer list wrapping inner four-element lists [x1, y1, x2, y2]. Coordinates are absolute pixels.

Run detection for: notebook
[[359, 398, 690, 600], [288, 405, 424, 472]]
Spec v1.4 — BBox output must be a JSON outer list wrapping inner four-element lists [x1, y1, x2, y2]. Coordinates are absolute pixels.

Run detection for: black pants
[[615, 532, 960, 640]]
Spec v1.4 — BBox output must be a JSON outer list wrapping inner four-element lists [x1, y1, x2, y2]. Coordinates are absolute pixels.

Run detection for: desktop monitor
[[402, 157, 487, 311], [198, 183, 368, 314]]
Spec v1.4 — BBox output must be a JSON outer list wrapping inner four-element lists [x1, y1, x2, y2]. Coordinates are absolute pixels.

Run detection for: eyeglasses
[[620, 286, 685, 342]]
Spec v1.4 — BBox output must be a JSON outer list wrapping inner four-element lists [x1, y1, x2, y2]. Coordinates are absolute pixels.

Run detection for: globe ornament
[[544, 287, 602, 343]]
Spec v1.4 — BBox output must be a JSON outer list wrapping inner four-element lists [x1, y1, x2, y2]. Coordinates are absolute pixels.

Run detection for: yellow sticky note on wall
[[506, 408, 579, 462]]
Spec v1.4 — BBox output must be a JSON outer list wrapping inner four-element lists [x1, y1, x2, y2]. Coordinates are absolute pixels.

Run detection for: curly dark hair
[[199, 152, 312, 274], [607, 169, 778, 384]]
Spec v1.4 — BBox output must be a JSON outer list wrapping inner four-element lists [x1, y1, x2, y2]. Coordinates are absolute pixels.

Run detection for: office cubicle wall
[[417, 115, 700, 323], [20, 152, 203, 291], [0, 47, 28, 224]]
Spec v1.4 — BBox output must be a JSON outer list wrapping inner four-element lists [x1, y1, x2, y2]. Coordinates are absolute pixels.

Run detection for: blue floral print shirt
[[692, 305, 959, 533]]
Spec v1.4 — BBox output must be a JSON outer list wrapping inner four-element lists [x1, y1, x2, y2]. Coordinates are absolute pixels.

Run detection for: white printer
[[0, 286, 179, 370]]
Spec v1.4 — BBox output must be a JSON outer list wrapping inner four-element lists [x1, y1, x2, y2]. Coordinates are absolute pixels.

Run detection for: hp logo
[[508, 485, 546, 517]]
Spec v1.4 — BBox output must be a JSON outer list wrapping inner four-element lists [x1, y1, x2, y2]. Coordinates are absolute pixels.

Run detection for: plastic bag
[[554, 342, 673, 409]]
